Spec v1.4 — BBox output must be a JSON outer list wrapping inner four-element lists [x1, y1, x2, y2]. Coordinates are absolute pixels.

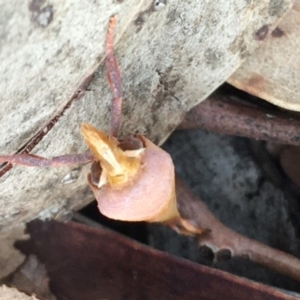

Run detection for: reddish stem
[[0, 153, 94, 167], [176, 177, 300, 282], [105, 16, 123, 137], [179, 92, 300, 146]]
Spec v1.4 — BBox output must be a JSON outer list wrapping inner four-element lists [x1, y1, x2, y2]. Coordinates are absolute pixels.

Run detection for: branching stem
[[176, 177, 300, 282]]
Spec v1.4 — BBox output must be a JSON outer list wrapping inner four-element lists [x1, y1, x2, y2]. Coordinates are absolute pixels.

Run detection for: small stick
[[176, 177, 300, 282], [0, 153, 94, 167], [179, 92, 300, 146], [105, 16, 123, 138]]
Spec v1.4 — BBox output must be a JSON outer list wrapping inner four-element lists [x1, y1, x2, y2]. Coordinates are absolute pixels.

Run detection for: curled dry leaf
[[82, 123, 177, 222], [228, 1, 300, 111], [81, 123, 205, 234]]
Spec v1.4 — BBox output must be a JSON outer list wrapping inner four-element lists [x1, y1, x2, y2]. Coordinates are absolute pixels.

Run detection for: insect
[[0, 16, 204, 235]]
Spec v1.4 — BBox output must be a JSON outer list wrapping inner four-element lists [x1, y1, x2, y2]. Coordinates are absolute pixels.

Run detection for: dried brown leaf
[[228, 1, 300, 111]]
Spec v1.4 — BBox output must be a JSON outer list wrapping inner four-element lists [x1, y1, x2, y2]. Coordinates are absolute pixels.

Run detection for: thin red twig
[[105, 16, 123, 138], [176, 177, 300, 282], [179, 92, 300, 146], [0, 153, 94, 167]]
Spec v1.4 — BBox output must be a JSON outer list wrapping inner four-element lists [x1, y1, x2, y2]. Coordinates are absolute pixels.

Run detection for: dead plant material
[[179, 92, 300, 146], [176, 177, 300, 282], [228, 1, 300, 111], [14, 219, 299, 300]]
